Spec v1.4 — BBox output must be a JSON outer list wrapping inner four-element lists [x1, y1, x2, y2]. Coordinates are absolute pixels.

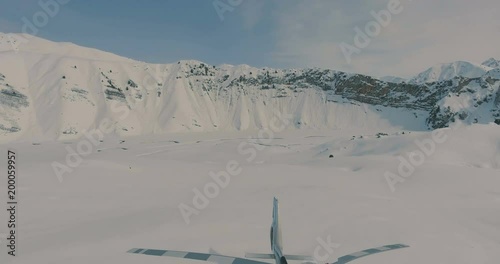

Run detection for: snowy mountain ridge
[[482, 58, 500, 68], [0, 33, 499, 143], [409, 61, 495, 84]]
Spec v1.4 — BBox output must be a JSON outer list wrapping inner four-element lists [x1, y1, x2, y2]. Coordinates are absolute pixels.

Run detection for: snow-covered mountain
[[410, 61, 493, 84], [482, 58, 500, 68], [0, 33, 499, 143], [0, 32, 133, 62], [379, 76, 407, 83]]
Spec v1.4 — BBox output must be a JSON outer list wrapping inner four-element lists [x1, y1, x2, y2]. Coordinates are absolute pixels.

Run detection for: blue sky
[[1, 0, 500, 77]]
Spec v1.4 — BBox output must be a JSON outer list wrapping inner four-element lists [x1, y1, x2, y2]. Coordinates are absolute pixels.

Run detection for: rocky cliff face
[[0, 33, 499, 142], [0, 73, 30, 133], [181, 62, 500, 129]]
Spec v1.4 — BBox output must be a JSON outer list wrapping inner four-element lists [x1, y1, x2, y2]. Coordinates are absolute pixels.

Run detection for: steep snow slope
[[0, 34, 431, 143], [0, 33, 499, 143], [0, 33, 132, 62], [410, 61, 493, 84], [0, 51, 429, 143]]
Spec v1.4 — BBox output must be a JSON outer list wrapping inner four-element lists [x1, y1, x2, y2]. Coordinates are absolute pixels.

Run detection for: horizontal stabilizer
[[245, 253, 314, 261], [331, 244, 409, 264], [128, 248, 271, 264], [284, 255, 314, 261], [245, 253, 275, 259]]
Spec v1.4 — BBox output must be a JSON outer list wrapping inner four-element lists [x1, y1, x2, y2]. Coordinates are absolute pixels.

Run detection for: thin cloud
[[240, 0, 266, 31], [0, 18, 21, 33], [270, 0, 500, 77]]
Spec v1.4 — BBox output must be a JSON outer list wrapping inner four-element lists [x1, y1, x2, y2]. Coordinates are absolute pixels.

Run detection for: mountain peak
[[410, 61, 492, 84], [482, 58, 500, 68]]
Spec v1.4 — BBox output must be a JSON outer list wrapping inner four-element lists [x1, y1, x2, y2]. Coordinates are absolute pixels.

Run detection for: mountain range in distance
[[0, 33, 499, 143]]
